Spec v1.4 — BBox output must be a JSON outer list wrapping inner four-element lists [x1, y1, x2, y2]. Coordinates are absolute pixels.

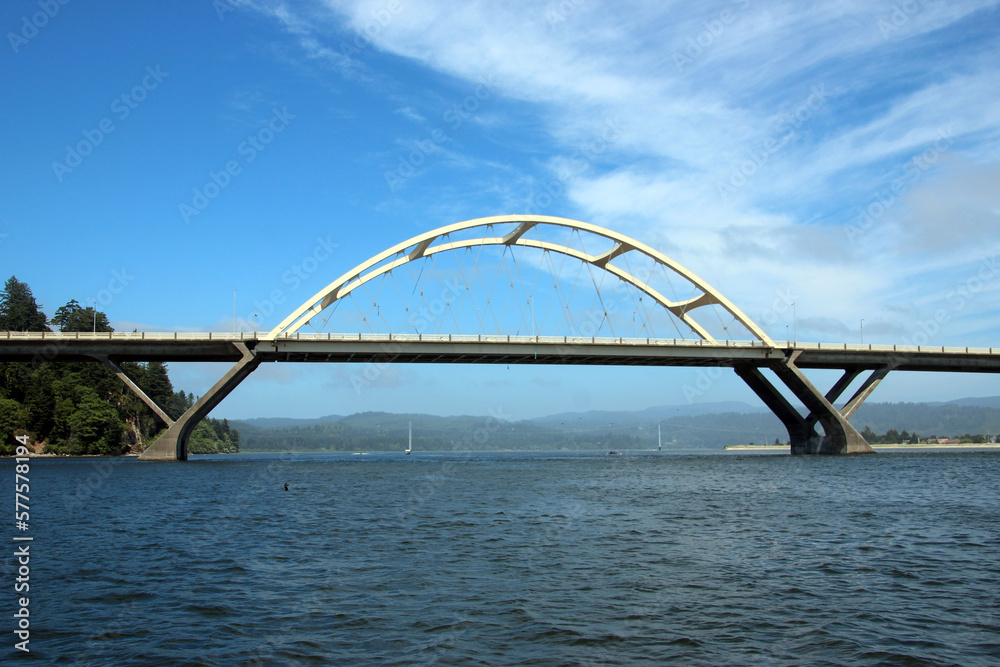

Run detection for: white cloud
[[247, 0, 1000, 344]]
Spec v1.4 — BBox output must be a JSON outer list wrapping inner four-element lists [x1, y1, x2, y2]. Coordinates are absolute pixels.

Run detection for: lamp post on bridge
[[92, 298, 96, 333], [528, 294, 536, 340], [233, 288, 237, 335], [861, 319, 864, 345], [792, 302, 797, 344]]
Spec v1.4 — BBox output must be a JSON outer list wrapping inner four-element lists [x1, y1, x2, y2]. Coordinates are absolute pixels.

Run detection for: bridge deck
[[2, 332, 999, 372]]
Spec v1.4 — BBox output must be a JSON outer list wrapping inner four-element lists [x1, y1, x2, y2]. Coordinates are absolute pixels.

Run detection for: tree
[[0, 276, 49, 331], [52, 299, 113, 332], [140, 362, 175, 416], [0, 397, 24, 454], [0, 277, 238, 456]]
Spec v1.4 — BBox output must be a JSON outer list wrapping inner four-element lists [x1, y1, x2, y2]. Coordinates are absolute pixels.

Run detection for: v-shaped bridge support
[[735, 351, 889, 454], [124, 342, 262, 461]]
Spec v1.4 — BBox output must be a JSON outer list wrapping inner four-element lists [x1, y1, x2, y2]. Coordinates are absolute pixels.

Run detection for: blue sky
[[2, 0, 999, 421]]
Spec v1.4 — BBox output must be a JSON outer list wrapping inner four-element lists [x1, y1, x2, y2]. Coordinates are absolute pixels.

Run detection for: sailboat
[[405, 421, 412, 455], [658, 421, 662, 451]]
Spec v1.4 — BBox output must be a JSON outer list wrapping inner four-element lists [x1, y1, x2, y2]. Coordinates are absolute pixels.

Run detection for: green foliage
[[189, 418, 241, 454], [0, 282, 239, 456], [52, 299, 113, 333], [0, 397, 24, 455], [0, 276, 49, 332], [236, 411, 639, 452]]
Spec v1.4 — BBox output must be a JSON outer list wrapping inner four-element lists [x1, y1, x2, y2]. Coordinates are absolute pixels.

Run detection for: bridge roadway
[[4, 331, 1000, 460], [4, 330, 1000, 372]]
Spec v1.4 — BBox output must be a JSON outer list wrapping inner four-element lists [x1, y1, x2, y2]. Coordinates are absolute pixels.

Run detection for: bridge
[[3, 215, 998, 459]]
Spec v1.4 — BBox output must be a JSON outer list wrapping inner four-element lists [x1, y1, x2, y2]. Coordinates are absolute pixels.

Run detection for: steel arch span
[[265, 214, 777, 346]]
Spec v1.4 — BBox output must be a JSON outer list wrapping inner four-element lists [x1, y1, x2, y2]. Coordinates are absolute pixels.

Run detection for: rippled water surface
[[10, 450, 1000, 665]]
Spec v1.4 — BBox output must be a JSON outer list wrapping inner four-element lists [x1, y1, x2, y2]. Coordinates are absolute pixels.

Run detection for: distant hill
[[532, 401, 765, 424], [948, 396, 1000, 409], [235, 414, 344, 428], [229, 397, 1000, 452], [231, 411, 637, 453]]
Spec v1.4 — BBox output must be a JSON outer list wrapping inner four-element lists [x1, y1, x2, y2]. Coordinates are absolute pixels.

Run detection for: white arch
[[264, 215, 776, 346]]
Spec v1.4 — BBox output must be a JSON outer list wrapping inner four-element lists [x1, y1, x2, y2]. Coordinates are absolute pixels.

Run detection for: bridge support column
[[95, 355, 175, 427], [138, 343, 261, 461], [735, 352, 885, 455]]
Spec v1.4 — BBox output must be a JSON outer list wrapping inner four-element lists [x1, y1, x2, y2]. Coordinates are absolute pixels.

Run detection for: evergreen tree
[[0, 397, 23, 453], [141, 362, 175, 417], [52, 299, 113, 332], [0, 278, 237, 456], [0, 276, 49, 331]]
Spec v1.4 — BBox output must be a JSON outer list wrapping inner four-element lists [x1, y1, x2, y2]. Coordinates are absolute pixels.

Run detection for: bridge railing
[[786, 341, 997, 355], [272, 332, 770, 348], [1, 331, 260, 341], [1, 330, 996, 355]]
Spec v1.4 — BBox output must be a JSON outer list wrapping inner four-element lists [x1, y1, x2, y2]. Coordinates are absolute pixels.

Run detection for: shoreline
[[724, 443, 1000, 450]]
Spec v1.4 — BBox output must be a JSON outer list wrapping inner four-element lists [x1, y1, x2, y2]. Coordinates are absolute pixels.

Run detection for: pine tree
[[0, 276, 49, 331], [52, 299, 113, 333], [141, 362, 175, 417]]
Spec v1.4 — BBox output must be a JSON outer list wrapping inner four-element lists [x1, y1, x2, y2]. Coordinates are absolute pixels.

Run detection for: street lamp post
[[528, 295, 535, 339], [861, 319, 865, 345], [92, 299, 96, 333], [233, 288, 237, 334], [792, 302, 797, 344]]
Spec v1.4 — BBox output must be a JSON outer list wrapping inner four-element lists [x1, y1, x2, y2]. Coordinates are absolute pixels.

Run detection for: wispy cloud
[[244, 0, 1000, 343]]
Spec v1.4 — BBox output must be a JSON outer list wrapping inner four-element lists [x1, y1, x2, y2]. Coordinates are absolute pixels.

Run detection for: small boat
[[405, 421, 412, 455]]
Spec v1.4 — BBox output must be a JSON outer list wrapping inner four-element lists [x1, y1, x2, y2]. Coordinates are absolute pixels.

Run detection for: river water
[[8, 450, 1000, 665]]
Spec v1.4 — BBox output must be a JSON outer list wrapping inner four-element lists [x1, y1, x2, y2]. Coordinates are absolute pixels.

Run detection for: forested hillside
[[0, 276, 239, 456], [234, 401, 1000, 453], [235, 411, 639, 452]]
